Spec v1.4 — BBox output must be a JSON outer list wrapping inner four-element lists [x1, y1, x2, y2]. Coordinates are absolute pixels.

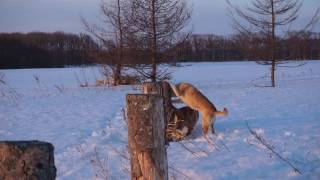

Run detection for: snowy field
[[1, 61, 320, 179]]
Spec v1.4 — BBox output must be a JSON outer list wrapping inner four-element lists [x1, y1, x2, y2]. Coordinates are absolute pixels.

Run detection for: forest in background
[[0, 32, 97, 69], [177, 31, 320, 62], [0, 31, 319, 69]]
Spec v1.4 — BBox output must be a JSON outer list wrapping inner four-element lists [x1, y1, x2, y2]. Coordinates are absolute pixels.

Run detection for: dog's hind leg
[[201, 113, 215, 136]]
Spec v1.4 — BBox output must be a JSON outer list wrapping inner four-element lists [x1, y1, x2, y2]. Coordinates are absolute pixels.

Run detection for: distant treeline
[[0, 31, 319, 69], [0, 32, 97, 69], [177, 31, 320, 62]]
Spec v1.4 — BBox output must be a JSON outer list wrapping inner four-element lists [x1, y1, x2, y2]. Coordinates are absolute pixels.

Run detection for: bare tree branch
[[81, 0, 130, 86], [128, 0, 191, 82], [245, 121, 302, 174]]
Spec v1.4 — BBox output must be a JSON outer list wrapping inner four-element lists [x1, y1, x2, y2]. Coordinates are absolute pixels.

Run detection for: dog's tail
[[215, 107, 228, 117]]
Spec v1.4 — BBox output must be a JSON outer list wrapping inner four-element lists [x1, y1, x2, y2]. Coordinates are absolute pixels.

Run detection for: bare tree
[[128, 0, 191, 82], [82, 0, 128, 86], [227, 0, 319, 87]]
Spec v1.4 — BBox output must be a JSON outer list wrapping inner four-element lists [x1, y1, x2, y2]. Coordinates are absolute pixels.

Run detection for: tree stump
[[167, 106, 199, 141], [0, 141, 56, 180], [126, 94, 168, 180]]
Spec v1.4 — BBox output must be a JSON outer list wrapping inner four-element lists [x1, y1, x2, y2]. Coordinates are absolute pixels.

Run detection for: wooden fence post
[[126, 94, 168, 180], [142, 82, 176, 143], [0, 141, 56, 180]]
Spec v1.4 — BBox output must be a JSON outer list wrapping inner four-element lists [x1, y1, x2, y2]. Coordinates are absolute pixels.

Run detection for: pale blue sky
[[0, 0, 319, 35]]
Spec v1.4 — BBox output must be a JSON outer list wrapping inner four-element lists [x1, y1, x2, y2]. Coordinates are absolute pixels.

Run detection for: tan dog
[[170, 83, 228, 135]]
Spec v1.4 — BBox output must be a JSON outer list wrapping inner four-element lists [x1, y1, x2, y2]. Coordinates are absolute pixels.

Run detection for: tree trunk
[[271, 0, 276, 87], [113, 64, 122, 86], [126, 94, 168, 180], [115, 0, 123, 86], [0, 141, 56, 180], [271, 60, 276, 87], [151, 0, 157, 83]]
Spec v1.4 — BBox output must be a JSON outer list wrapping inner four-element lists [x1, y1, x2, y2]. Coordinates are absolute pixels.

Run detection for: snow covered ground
[[1, 61, 320, 179]]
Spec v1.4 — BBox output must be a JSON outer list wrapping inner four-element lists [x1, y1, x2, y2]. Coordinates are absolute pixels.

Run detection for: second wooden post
[[126, 94, 168, 180]]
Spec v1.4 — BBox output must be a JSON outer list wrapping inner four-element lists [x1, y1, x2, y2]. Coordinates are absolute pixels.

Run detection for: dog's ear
[[169, 83, 181, 97], [162, 81, 176, 97], [168, 85, 176, 97]]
